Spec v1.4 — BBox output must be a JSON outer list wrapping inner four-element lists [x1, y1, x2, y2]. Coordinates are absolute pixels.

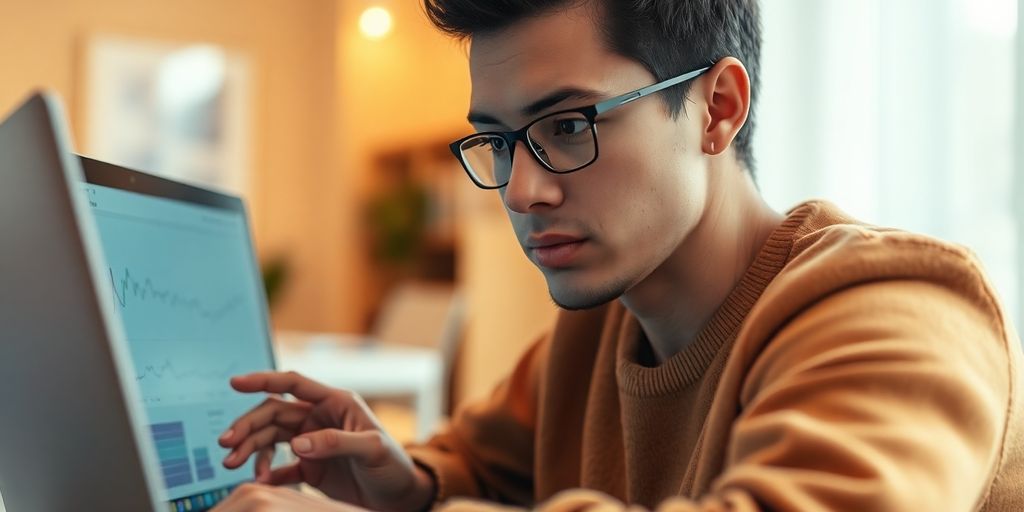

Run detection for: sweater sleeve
[[405, 335, 548, 506], [437, 280, 1012, 512]]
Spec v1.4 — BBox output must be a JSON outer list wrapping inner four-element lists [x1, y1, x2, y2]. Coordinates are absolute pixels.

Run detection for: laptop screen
[[80, 157, 275, 511]]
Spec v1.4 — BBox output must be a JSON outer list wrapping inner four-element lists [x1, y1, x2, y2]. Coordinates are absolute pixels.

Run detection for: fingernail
[[219, 429, 234, 441], [224, 451, 236, 464], [292, 438, 312, 453]]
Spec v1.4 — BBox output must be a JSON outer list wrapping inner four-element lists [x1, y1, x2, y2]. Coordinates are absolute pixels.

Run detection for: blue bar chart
[[151, 422, 193, 488], [193, 447, 215, 481]]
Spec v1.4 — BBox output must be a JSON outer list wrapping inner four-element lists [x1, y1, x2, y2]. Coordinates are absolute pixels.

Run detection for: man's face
[[468, 4, 710, 310]]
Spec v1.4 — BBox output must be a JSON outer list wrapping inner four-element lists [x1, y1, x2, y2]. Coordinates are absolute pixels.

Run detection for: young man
[[213, 1, 1024, 510]]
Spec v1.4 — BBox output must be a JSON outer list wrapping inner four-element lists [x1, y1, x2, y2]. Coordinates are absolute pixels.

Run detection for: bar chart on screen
[[151, 421, 222, 489]]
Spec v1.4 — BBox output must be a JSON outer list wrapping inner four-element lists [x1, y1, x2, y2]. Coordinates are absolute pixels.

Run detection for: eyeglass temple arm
[[593, 66, 711, 115]]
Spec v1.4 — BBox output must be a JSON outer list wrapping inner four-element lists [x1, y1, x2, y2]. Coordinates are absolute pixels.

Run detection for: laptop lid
[[0, 92, 164, 511], [78, 156, 278, 511]]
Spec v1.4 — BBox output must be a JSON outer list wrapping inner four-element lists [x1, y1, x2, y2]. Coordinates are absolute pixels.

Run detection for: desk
[[273, 332, 444, 442]]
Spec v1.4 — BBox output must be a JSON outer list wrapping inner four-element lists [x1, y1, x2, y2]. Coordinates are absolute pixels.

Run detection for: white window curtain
[[756, 0, 1022, 331]]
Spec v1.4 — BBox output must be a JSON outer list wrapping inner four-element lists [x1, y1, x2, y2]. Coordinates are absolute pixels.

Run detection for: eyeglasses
[[449, 65, 710, 189]]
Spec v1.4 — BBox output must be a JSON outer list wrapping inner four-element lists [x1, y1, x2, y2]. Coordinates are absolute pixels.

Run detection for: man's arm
[[439, 280, 1013, 511]]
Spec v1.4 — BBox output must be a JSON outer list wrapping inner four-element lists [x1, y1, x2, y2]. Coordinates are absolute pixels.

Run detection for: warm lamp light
[[359, 6, 393, 39]]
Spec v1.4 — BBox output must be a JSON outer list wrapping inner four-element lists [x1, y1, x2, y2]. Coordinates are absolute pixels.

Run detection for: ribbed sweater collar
[[615, 202, 818, 397]]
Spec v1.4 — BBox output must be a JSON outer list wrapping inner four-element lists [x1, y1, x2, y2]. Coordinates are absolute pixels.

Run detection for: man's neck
[[620, 164, 784, 365]]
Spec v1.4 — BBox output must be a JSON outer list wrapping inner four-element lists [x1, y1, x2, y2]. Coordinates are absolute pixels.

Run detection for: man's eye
[[554, 119, 588, 136], [490, 138, 508, 151]]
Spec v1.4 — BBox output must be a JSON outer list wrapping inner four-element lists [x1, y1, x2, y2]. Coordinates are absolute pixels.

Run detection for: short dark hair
[[423, 0, 762, 176]]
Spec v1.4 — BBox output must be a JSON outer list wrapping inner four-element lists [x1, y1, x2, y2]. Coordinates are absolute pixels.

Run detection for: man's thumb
[[290, 429, 387, 463]]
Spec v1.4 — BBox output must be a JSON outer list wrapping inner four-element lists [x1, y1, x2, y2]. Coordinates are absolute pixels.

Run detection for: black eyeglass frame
[[449, 65, 711, 190]]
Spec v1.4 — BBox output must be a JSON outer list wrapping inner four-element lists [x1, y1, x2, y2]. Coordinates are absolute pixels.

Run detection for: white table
[[273, 332, 444, 442]]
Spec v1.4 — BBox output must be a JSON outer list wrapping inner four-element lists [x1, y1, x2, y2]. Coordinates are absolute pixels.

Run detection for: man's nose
[[502, 141, 565, 214]]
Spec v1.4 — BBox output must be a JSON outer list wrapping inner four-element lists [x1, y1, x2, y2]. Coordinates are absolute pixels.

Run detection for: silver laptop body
[[0, 92, 164, 511]]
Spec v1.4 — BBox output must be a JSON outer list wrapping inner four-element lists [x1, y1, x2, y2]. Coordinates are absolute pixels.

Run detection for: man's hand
[[218, 371, 436, 512], [211, 483, 371, 512]]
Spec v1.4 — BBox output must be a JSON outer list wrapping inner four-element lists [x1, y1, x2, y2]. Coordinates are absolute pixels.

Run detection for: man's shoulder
[[782, 198, 983, 288], [729, 203, 1017, 411], [758, 200, 1006, 335], [786, 199, 975, 264]]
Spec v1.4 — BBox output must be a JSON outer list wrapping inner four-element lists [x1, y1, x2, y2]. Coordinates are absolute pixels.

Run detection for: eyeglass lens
[[458, 111, 596, 187]]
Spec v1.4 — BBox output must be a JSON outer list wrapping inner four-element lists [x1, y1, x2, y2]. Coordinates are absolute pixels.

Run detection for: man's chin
[[547, 281, 627, 311]]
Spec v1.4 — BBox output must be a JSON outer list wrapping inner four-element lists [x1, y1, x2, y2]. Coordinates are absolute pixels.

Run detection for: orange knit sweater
[[406, 201, 1024, 511]]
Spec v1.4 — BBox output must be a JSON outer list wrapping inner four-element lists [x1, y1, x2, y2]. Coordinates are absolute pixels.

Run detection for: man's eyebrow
[[466, 111, 506, 127], [467, 87, 605, 128], [521, 87, 603, 117]]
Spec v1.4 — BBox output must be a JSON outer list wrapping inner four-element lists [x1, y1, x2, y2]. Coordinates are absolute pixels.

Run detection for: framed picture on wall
[[80, 34, 251, 194]]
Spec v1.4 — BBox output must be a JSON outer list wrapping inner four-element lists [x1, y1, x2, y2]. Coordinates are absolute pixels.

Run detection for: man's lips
[[526, 233, 588, 268], [526, 233, 586, 248]]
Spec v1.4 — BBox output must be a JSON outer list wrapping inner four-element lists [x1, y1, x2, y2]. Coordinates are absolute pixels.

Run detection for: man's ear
[[698, 57, 751, 156]]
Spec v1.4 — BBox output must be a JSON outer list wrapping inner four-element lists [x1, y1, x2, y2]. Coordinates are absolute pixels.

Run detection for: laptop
[[0, 92, 279, 511]]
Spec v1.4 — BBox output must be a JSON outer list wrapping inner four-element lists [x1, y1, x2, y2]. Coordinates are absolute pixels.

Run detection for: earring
[[710, 141, 716, 154]]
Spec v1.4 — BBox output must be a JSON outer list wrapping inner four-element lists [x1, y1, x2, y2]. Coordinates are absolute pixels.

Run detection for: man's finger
[[223, 424, 293, 469], [230, 371, 334, 403], [254, 445, 275, 482], [219, 397, 311, 448], [290, 429, 389, 464]]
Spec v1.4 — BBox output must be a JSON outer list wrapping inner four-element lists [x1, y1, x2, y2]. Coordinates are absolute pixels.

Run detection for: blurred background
[[0, 0, 1020, 442]]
